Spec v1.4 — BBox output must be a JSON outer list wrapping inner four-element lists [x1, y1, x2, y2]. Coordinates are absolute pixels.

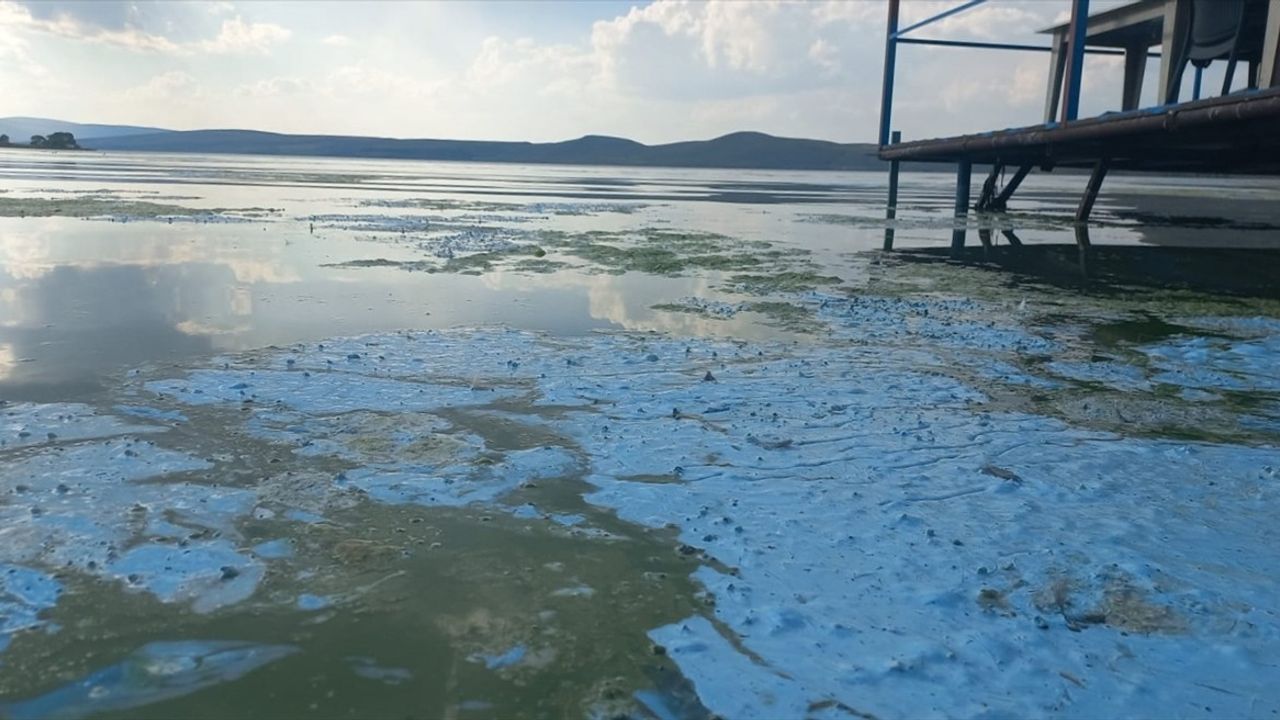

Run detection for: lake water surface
[[2, 150, 1280, 719]]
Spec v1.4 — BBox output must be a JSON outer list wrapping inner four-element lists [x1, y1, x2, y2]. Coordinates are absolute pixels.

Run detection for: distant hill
[[0, 117, 173, 141], [85, 128, 884, 171]]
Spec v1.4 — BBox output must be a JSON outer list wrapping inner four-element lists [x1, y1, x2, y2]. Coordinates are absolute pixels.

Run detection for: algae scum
[[2, 156, 1280, 719]]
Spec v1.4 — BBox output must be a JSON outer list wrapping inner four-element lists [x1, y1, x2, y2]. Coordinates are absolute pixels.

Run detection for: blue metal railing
[[891, 0, 989, 41], [878, 0, 1095, 147], [1062, 0, 1092, 122]]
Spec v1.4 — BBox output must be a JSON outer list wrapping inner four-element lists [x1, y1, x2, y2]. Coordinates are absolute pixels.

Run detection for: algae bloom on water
[[2, 149, 1280, 719]]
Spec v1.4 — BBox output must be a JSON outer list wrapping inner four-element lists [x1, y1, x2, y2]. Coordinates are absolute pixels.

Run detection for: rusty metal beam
[[879, 87, 1280, 172], [992, 164, 1033, 211]]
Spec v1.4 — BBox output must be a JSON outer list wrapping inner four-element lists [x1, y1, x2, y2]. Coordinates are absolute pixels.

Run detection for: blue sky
[[1, 1, 1167, 143]]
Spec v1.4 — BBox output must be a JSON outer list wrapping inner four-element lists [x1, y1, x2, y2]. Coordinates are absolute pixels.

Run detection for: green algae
[[1088, 316, 1211, 348], [966, 343, 1280, 446], [360, 198, 526, 213], [745, 301, 823, 333], [322, 258, 416, 269], [726, 271, 843, 294], [326, 225, 816, 283], [862, 249, 1280, 319], [650, 303, 730, 319], [509, 258, 568, 274], [847, 251, 1280, 445], [532, 228, 788, 277], [649, 299, 823, 334], [324, 245, 555, 276], [436, 245, 552, 275], [358, 198, 644, 215], [0, 196, 279, 219]]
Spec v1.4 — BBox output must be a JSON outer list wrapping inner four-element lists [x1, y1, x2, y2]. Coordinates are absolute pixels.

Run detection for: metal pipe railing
[[878, 0, 1095, 147], [878, 0, 901, 147]]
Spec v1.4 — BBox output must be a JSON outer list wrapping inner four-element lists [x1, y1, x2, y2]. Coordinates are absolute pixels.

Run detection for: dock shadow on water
[[899, 242, 1280, 300]]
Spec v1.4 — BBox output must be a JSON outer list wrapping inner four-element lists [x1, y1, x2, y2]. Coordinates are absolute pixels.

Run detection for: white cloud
[[0, 5, 48, 79], [235, 76, 311, 98], [0, 2, 288, 55], [587, 0, 874, 102], [327, 64, 444, 100], [125, 71, 202, 101], [466, 36, 599, 95], [321, 34, 352, 47], [197, 16, 291, 54], [0, 0, 180, 52]]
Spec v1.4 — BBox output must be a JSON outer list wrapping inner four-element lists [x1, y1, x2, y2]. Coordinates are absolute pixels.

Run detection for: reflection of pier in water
[[899, 232, 1280, 299]]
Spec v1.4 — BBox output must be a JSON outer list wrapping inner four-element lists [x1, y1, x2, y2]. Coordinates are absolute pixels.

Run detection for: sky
[[0, 0, 1188, 144]]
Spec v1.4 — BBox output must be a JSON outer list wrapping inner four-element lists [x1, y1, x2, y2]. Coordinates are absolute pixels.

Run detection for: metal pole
[[1074, 224, 1092, 278], [892, 0, 987, 39], [895, 37, 1156, 56], [1076, 158, 1109, 222], [879, 0, 900, 147], [884, 130, 901, 251], [975, 163, 1002, 211], [951, 159, 972, 253], [1062, 0, 1091, 122], [1193, 65, 1203, 100], [992, 164, 1033, 211]]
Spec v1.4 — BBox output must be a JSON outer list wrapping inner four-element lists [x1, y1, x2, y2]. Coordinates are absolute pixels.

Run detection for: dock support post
[[1074, 224, 1092, 277], [884, 130, 901, 251], [1076, 159, 1109, 223], [951, 159, 972, 255], [991, 163, 1032, 212], [975, 163, 1003, 212], [878, 0, 900, 147]]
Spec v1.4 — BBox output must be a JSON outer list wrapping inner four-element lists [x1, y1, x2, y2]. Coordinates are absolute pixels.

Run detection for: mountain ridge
[[0, 117, 173, 141], [3, 120, 884, 171]]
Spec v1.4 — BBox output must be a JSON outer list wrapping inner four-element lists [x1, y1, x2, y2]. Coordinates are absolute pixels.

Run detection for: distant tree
[[47, 132, 78, 149], [30, 135, 46, 147], [0, 134, 9, 145]]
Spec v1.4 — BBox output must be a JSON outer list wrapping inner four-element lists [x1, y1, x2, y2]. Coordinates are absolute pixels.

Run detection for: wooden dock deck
[[879, 87, 1280, 174]]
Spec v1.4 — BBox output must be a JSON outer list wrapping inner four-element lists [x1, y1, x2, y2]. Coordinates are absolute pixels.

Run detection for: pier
[[878, 0, 1280, 252]]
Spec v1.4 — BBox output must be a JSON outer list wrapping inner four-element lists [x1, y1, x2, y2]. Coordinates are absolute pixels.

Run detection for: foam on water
[[0, 564, 61, 654], [2, 402, 159, 449], [0, 640, 297, 719], [3, 291, 1279, 717]]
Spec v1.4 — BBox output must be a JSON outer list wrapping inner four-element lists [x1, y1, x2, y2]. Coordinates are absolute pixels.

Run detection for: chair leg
[[1168, 60, 1185, 103], [1222, 8, 1251, 95]]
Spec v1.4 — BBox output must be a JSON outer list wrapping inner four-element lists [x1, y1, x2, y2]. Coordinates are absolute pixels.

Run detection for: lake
[[2, 150, 1280, 719]]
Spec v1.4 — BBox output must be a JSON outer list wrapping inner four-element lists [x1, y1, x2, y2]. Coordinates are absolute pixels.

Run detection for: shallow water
[[2, 150, 1280, 719], [3, 150, 1278, 402]]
